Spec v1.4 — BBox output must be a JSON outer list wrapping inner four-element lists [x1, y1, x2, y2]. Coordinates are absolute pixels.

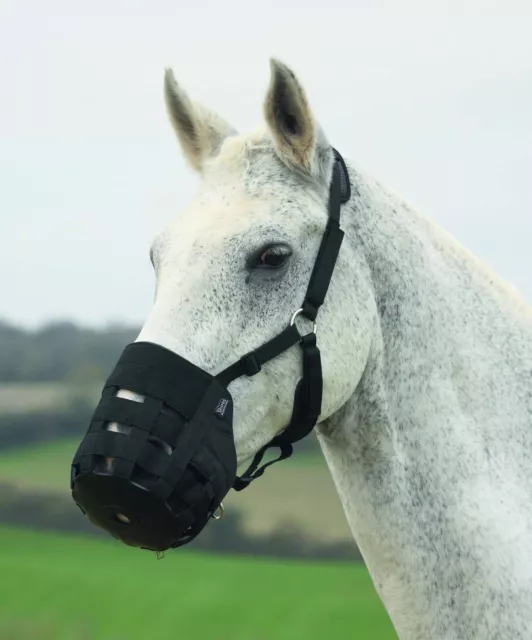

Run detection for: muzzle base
[[73, 471, 195, 551]]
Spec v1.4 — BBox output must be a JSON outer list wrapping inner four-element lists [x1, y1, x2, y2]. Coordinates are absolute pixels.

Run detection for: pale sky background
[[1, 0, 530, 329]]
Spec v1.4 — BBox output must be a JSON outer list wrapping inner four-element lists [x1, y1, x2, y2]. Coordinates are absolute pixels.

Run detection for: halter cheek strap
[[217, 148, 351, 491]]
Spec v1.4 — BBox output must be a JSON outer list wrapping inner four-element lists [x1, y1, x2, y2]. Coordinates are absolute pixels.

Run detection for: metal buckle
[[290, 308, 317, 335]]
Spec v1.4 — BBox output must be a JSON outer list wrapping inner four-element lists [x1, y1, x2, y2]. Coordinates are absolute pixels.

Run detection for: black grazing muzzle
[[70, 148, 351, 552], [71, 342, 237, 550]]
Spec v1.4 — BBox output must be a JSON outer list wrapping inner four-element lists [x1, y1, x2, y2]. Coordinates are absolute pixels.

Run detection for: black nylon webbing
[[278, 331, 322, 443], [232, 331, 323, 490], [151, 414, 185, 449], [106, 342, 214, 420], [301, 220, 344, 321], [300, 152, 349, 321], [216, 324, 301, 386], [92, 396, 162, 431], [77, 430, 147, 461], [232, 442, 293, 491]]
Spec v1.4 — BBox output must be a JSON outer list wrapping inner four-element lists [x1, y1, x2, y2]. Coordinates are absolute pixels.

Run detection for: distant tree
[[0, 319, 138, 382]]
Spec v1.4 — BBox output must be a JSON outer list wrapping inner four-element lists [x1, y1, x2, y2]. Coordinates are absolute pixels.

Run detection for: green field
[[0, 439, 76, 492], [0, 438, 353, 543], [0, 526, 397, 640]]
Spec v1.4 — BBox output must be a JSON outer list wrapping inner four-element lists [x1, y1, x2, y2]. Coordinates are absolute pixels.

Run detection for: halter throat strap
[[217, 148, 351, 490]]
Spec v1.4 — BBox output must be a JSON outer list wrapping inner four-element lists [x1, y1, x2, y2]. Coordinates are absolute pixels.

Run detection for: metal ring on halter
[[290, 308, 318, 335], [211, 502, 225, 520]]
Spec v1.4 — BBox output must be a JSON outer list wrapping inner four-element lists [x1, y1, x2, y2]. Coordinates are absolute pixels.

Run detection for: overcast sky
[[1, 0, 530, 328]]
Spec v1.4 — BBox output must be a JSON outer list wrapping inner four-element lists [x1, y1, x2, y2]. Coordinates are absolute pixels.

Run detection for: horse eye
[[255, 244, 292, 269]]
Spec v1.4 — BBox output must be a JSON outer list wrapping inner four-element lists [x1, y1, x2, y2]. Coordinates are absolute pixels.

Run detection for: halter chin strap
[[216, 148, 351, 491]]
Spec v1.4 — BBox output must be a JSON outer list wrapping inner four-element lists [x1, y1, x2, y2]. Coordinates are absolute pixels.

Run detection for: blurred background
[[0, 0, 530, 638]]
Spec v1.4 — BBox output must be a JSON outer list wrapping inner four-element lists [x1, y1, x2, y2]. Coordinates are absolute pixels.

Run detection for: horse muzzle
[[70, 341, 237, 551]]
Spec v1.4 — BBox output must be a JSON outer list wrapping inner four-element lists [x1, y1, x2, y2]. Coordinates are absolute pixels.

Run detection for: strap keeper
[[301, 301, 318, 322], [241, 352, 261, 377], [300, 332, 317, 348]]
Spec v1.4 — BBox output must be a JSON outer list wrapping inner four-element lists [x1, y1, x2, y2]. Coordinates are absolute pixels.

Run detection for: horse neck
[[317, 165, 532, 639]]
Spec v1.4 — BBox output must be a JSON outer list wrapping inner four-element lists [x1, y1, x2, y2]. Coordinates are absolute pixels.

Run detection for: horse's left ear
[[264, 58, 327, 178], [164, 68, 237, 173]]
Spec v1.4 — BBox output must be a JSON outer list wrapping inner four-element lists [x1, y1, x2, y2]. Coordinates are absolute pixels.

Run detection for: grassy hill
[[0, 526, 397, 640]]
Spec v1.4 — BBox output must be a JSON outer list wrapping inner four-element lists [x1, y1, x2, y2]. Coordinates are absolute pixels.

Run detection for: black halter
[[217, 148, 351, 490]]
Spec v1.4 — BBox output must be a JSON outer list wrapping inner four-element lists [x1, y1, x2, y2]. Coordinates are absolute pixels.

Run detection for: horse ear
[[264, 59, 322, 176], [164, 68, 236, 172]]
